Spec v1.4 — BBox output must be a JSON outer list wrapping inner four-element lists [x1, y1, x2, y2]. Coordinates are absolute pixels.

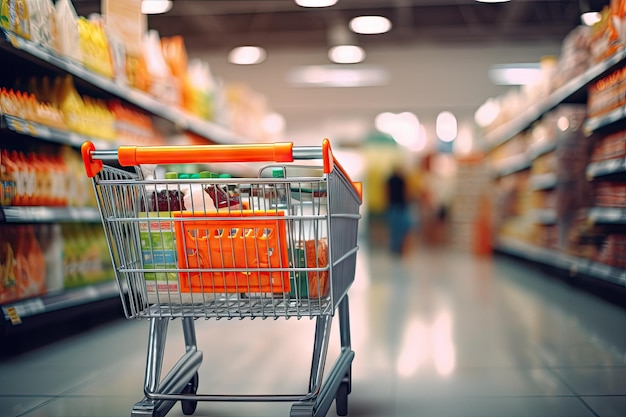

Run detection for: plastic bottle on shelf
[[28, 0, 56, 48], [54, 0, 81, 62]]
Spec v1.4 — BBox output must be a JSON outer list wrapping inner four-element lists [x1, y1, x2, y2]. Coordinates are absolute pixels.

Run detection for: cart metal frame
[[82, 139, 361, 417]]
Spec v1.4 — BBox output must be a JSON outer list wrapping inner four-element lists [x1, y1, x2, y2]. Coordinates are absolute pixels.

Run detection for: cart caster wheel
[[290, 401, 314, 417], [181, 372, 199, 415], [335, 382, 349, 416]]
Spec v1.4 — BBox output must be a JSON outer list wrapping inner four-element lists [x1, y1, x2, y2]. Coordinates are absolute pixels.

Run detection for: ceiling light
[[329, 45, 365, 64], [349, 16, 392, 34], [141, 0, 172, 15], [287, 65, 389, 88], [475, 99, 500, 127], [375, 112, 426, 151], [581, 11, 601, 26], [436, 111, 457, 142], [295, 0, 338, 7], [488, 63, 542, 85], [228, 46, 267, 65], [475, 0, 511, 3]]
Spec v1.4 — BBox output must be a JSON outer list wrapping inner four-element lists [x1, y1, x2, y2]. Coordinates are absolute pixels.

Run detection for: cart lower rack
[[82, 139, 362, 417]]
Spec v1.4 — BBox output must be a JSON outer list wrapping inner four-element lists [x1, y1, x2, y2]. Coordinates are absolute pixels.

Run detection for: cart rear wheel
[[290, 401, 314, 417], [335, 382, 349, 416], [181, 372, 199, 415]]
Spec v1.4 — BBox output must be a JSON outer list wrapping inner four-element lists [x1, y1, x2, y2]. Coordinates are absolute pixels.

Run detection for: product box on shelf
[[594, 182, 626, 207], [592, 129, 626, 162]]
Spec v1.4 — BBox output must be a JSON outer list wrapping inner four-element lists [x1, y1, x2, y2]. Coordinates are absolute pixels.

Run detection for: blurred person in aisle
[[385, 164, 412, 255]]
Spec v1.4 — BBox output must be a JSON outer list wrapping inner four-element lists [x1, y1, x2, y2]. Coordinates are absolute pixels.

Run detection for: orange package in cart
[[174, 211, 290, 293]]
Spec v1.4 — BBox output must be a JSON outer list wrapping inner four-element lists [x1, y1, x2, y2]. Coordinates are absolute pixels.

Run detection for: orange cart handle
[[82, 139, 361, 201], [83, 141, 293, 177]]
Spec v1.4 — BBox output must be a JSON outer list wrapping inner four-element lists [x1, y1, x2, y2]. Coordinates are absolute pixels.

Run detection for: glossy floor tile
[[1, 245, 625, 417]]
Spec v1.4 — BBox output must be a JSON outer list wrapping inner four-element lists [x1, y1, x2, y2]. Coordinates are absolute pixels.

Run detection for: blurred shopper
[[386, 165, 411, 255]]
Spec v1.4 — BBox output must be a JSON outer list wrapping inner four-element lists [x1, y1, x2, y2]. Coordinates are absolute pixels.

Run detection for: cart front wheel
[[335, 382, 349, 416], [181, 372, 199, 415], [290, 401, 314, 417]]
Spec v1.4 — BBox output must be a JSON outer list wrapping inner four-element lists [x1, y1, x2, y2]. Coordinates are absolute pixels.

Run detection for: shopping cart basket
[[81, 138, 362, 417]]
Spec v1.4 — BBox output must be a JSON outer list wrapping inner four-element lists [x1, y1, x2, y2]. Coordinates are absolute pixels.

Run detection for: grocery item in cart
[[174, 210, 290, 293], [305, 238, 329, 298]]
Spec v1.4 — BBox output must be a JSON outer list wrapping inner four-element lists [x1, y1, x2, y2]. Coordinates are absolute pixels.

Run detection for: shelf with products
[[1, 222, 115, 321], [530, 208, 558, 225], [0, 28, 250, 145], [483, 49, 626, 151], [1, 113, 113, 149], [588, 207, 626, 224], [1, 280, 118, 327], [587, 157, 626, 178], [495, 237, 626, 287], [492, 154, 532, 178], [529, 172, 558, 191], [0, 206, 100, 223]]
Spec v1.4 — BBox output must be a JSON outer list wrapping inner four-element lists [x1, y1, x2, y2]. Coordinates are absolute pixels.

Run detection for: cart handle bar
[[82, 139, 361, 200]]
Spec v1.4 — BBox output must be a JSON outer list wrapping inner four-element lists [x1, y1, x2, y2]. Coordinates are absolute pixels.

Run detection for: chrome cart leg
[[132, 317, 170, 417], [131, 317, 203, 417], [291, 295, 355, 417]]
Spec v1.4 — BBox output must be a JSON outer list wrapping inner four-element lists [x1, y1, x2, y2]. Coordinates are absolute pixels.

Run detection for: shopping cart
[[81, 139, 362, 417]]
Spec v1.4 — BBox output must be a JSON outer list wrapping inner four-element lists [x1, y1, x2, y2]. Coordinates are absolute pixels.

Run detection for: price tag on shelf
[[2, 306, 22, 325], [6, 32, 21, 49]]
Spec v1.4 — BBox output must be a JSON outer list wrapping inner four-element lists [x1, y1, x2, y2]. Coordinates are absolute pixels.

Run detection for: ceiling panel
[[73, 0, 595, 52]]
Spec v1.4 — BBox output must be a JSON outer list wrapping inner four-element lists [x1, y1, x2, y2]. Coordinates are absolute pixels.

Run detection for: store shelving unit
[[483, 48, 626, 150], [0, 113, 113, 149], [0, 27, 258, 335], [485, 48, 626, 291], [497, 237, 626, 287], [529, 172, 558, 191], [0, 28, 248, 145], [587, 157, 626, 178], [588, 207, 626, 224]]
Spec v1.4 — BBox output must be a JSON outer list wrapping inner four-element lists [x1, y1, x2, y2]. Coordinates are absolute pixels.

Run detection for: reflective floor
[[1, 244, 625, 417]]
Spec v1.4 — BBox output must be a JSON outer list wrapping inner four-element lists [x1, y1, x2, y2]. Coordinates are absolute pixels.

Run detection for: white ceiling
[[195, 40, 563, 147]]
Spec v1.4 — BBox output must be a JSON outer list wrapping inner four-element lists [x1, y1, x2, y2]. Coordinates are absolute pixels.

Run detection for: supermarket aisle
[[1, 245, 625, 417]]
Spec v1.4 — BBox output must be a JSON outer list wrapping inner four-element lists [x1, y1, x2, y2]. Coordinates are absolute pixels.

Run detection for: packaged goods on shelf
[[590, 6, 624, 64], [61, 223, 111, 289], [594, 182, 626, 207], [532, 224, 559, 250], [552, 26, 592, 90], [592, 129, 626, 161], [77, 15, 113, 78], [0, 225, 45, 303], [596, 234, 626, 268], [0, 146, 95, 207], [143, 30, 180, 107], [587, 66, 626, 118], [0, 0, 30, 39], [54, 0, 81, 62]]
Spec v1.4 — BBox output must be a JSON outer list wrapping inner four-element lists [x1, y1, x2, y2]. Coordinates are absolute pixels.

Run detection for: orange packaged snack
[[305, 238, 329, 298]]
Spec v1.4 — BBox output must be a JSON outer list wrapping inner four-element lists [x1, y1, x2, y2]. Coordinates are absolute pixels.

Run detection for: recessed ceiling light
[[436, 111, 457, 142], [328, 45, 365, 64], [295, 0, 338, 7], [228, 46, 267, 65], [141, 0, 172, 14], [349, 16, 392, 34], [581, 11, 602, 26], [488, 63, 542, 85], [287, 65, 389, 88]]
